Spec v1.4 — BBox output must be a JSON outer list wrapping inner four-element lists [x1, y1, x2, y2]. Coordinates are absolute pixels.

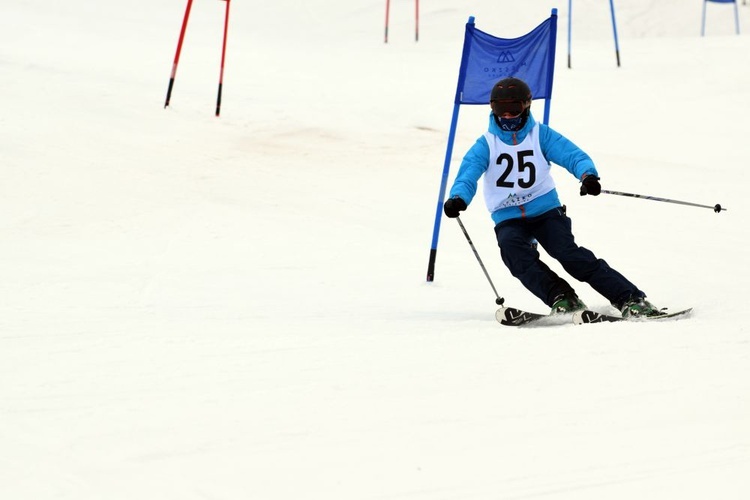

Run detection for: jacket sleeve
[[539, 124, 598, 180], [448, 136, 491, 206]]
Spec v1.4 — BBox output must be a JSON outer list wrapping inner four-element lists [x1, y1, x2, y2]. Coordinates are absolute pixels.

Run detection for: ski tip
[[495, 307, 506, 324], [495, 306, 528, 326]]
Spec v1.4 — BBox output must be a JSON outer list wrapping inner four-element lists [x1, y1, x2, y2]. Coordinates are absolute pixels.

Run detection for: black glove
[[443, 196, 467, 218], [580, 175, 601, 196]]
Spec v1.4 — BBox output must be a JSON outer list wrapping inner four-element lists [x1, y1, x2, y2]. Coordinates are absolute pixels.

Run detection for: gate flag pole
[[415, 0, 420, 41], [426, 16, 475, 282], [702, 0, 741, 36], [384, 0, 420, 43], [609, 0, 622, 67], [164, 0, 194, 108], [384, 0, 390, 42], [216, 0, 231, 117], [567, 0, 621, 68]]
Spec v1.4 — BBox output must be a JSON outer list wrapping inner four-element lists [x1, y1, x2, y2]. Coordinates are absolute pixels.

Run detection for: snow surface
[[2, 0, 749, 499]]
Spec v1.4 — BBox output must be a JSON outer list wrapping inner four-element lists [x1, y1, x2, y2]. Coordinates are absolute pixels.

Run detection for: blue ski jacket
[[449, 112, 599, 225]]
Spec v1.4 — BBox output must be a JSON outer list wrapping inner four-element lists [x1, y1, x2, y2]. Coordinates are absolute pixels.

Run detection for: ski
[[498, 306, 693, 327], [573, 308, 693, 325], [495, 306, 572, 327], [496, 306, 546, 326]]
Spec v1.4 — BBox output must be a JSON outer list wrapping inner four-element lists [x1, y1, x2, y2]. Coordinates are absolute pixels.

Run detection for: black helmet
[[490, 77, 532, 103], [490, 77, 532, 131]]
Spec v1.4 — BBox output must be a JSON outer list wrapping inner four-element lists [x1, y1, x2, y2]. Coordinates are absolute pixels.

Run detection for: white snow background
[[2, 0, 749, 499]]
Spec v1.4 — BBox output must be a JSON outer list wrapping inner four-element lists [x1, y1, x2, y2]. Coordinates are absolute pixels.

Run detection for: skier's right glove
[[443, 196, 467, 218]]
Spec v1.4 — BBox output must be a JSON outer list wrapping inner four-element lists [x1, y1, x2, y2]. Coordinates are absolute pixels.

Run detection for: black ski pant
[[494, 207, 644, 308]]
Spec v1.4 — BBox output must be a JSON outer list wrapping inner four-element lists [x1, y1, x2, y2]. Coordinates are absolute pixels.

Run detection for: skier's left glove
[[580, 175, 601, 196]]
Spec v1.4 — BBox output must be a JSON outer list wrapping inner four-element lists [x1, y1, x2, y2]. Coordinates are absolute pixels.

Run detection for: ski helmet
[[490, 77, 532, 131], [490, 77, 532, 103]]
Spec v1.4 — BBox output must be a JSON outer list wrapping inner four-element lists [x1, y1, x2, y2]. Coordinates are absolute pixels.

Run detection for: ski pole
[[601, 189, 727, 213], [455, 216, 505, 305]]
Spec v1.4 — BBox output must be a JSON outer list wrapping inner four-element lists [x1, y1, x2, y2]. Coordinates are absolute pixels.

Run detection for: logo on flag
[[496, 51, 515, 63]]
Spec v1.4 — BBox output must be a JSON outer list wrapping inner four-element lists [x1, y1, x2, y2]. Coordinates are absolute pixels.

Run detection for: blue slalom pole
[[427, 16, 475, 282], [567, 0, 572, 68], [427, 102, 461, 282], [543, 8, 558, 125], [609, 0, 621, 67]]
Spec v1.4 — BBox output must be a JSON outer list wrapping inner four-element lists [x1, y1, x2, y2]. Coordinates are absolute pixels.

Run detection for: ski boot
[[551, 292, 587, 315], [620, 297, 662, 318]]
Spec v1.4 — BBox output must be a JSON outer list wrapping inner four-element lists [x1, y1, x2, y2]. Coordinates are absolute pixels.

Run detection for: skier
[[443, 77, 659, 318]]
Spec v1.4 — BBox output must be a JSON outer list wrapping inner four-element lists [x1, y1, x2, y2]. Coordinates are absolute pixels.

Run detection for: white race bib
[[482, 125, 556, 212]]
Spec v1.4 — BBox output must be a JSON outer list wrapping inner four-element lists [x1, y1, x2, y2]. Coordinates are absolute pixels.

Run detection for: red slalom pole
[[384, 0, 390, 43], [215, 0, 231, 117], [415, 0, 419, 41], [164, 0, 194, 108]]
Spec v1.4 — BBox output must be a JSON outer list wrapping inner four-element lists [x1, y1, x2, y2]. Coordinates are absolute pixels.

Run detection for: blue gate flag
[[457, 16, 556, 106], [426, 11, 558, 283]]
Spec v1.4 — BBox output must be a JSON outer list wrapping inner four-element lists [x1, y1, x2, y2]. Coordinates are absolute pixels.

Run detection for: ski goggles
[[492, 99, 526, 117]]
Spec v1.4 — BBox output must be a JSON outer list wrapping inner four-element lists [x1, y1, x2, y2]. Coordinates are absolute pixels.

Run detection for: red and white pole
[[164, 0, 194, 108], [415, 0, 419, 42], [215, 0, 231, 116], [384, 0, 390, 43]]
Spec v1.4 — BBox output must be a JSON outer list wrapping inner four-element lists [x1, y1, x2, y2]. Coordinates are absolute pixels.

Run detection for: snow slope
[[1, 1, 749, 499]]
